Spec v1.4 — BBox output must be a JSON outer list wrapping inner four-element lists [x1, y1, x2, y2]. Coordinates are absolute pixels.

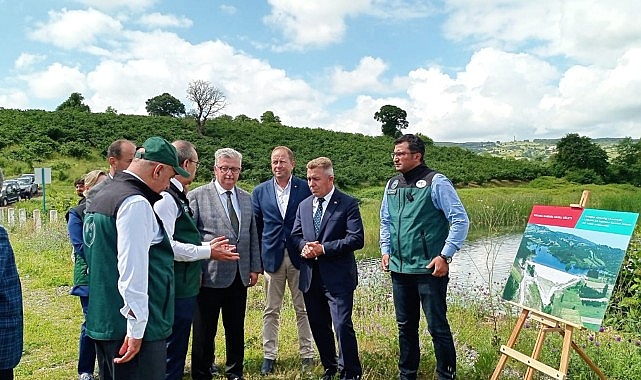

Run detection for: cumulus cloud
[[14, 53, 46, 70], [0, 90, 29, 109], [75, 0, 156, 12], [442, 0, 641, 66], [29, 8, 122, 51], [138, 12, 192, 28], [264, 0, 371, 49], [22, 63, 87, 100], [330, 57, 389, 94]]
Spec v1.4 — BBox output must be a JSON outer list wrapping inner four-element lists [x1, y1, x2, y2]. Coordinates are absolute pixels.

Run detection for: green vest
[[386, 170, 449, 274], [167, 183, 204, 298], [84, 173, 175, 341]]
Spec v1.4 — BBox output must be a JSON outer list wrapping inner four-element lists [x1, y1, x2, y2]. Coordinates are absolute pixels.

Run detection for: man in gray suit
[[188, 148, 262, 380]]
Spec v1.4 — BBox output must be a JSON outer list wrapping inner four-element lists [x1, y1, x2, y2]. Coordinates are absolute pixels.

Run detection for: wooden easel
[[490, 302, 606, 380], [491, 190, 607, 380]]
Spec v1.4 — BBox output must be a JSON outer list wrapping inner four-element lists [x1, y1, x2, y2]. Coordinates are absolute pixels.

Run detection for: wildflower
[[594, 341, 600, 347], [588, 334, 594, 341], [599, 326, 605, 332], [615, 335, 621, 342], [636, 340, 641, 346]]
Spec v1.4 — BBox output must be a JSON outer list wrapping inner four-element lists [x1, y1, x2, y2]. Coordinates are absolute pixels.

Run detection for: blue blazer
[[291, 189, 364, 293], [252, 176, 311, 273]]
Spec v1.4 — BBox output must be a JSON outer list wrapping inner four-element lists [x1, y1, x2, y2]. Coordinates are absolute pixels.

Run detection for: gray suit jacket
[[188, 180, 262, 288]]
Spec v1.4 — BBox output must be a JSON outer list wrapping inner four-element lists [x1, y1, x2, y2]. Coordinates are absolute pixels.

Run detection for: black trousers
[[95, 339, 166, 380], [191, 273, 247, 380]]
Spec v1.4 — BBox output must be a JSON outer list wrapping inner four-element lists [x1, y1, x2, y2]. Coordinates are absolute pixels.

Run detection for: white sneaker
[[79, 373, 94, 380]]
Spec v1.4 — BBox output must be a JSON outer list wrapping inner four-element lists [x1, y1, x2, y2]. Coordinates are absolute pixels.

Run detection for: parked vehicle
[[20, 174, 39, 189], [15, 177, 38, 198], [1, 181, 21, 206]]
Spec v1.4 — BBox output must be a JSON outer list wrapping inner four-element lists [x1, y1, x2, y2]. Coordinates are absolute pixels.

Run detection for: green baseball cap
[[135, 137, 190, 178]]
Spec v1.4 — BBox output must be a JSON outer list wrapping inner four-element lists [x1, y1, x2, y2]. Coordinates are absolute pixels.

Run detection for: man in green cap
[[84, 136, 189, 380]]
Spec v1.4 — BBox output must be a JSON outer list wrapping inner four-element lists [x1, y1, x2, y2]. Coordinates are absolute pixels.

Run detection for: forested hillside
[[0, 108, 550, 187]]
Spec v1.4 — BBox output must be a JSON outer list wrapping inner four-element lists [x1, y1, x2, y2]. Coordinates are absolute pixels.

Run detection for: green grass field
[[4, 182, 641, 379]]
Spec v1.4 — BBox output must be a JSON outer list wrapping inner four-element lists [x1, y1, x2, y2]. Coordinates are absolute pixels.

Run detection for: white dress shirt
[[154, 177, 211, 262]]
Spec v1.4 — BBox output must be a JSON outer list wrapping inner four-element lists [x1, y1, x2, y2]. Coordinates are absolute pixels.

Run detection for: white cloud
[[14, 53, 46, 70], [0, 90, 29, 109], [539, 47, 641, 137], [138, 12, 192, 29], [442, 0, 641, 66], [75, 0, 156, 12], [29, 8, 122, 51], [22, 63, 87, 100], [330, 57, 389, 94], [56, 29, 329, 121], [220, 5, 237, 15], [264, 0, 371, 49]]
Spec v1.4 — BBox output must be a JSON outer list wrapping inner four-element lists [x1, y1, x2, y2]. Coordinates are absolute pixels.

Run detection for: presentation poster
[[502, 205, 639, 331]]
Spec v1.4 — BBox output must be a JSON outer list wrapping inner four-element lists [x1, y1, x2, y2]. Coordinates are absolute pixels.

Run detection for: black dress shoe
[[321, 368, 336, 380], [260, 358, 275, 375], [226, 375, 245, 380]]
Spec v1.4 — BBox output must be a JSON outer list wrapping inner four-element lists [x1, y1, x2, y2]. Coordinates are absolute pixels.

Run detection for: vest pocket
[[420, 231, 429, 261]]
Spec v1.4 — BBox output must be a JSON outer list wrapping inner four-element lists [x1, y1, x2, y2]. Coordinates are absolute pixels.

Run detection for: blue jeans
[[166, 296, 197, 380], [78, 296, 96, 375], [391, 272, 456, 380]]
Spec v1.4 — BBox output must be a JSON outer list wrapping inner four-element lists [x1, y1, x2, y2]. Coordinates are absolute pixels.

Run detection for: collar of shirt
[[214, 179, 235, 197], [170, 177, 184, 192], [313, 186, 335, 213]]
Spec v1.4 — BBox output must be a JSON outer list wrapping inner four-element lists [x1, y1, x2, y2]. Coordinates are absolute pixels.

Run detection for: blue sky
[[1, 0, 640, 142]]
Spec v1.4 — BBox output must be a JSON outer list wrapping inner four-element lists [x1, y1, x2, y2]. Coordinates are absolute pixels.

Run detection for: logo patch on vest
[[83, 216, 96, 247], [416, 179, 427, 188], [390, 179, 399, 189]]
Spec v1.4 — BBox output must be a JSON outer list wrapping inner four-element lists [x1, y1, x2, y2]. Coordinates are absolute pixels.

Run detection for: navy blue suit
[[291, 188, 364, 379], [252, 176, 311, 272]]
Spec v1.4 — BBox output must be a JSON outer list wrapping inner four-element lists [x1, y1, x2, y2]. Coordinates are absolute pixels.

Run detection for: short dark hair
[[74, 178, 85, 186], [395, 134, 425, 163], [107, 139, 135, 159]]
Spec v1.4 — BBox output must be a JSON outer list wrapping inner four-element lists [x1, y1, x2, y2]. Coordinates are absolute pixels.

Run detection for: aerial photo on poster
[[502, 205, 639, 331]]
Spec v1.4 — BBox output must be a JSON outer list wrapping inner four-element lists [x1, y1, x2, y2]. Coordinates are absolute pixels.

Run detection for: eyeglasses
[[189, 159, 200, 168], [391, 151, 412, 159], [216, 165, 241, 174]]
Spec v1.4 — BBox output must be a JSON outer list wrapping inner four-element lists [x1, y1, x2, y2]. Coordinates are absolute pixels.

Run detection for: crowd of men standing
[[46, 133, 469, 380]]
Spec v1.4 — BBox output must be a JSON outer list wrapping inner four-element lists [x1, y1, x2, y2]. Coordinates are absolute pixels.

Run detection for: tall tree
[[553, 133, 609, 181], [610, 137, 641, 185], [145, 93, 186, 117], [260, 110, 281, 124], [56, 92, 91, 112], [186, 80, 227, 134], [374, 105, 408, 138]]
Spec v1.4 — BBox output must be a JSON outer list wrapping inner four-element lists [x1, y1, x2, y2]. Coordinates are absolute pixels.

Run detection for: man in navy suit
[[252, 146, 314, 375], [291, 157, 364, 380]]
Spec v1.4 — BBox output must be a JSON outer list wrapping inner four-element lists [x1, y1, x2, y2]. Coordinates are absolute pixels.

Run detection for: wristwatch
[[439, 254, 452, 264]]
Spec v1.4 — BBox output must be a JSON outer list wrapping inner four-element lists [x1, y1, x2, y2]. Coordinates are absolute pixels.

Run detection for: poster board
[[501, 205, 638, 331]]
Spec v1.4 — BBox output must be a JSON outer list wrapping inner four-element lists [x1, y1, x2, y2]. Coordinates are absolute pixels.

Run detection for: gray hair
[[173, 140, 197, 164], [306, 157, 334, 176], [215, 148, 242, 166]]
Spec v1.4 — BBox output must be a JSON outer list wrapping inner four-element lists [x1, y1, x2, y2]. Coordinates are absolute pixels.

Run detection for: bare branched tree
[[186, 80, 227, 134]]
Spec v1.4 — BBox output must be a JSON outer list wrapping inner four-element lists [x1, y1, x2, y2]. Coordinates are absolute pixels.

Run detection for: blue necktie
[[313, 197, 324, 236]]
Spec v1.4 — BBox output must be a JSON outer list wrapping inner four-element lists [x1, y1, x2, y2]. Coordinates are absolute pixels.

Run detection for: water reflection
[[357, 234, 523, 297]]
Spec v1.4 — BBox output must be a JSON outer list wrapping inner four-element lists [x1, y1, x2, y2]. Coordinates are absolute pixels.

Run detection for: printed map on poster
[[502, 205, 638, 331]]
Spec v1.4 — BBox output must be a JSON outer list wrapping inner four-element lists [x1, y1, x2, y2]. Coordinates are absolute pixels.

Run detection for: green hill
[[0, 108, 549, 187]]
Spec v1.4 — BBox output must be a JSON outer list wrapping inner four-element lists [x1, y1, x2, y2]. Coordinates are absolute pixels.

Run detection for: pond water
[[357, 234, 523, 297]]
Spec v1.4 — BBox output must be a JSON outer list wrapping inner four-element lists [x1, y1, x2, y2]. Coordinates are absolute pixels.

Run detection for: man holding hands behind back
[[291, 157, 364, 380], [380, 134, 469, 380]]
